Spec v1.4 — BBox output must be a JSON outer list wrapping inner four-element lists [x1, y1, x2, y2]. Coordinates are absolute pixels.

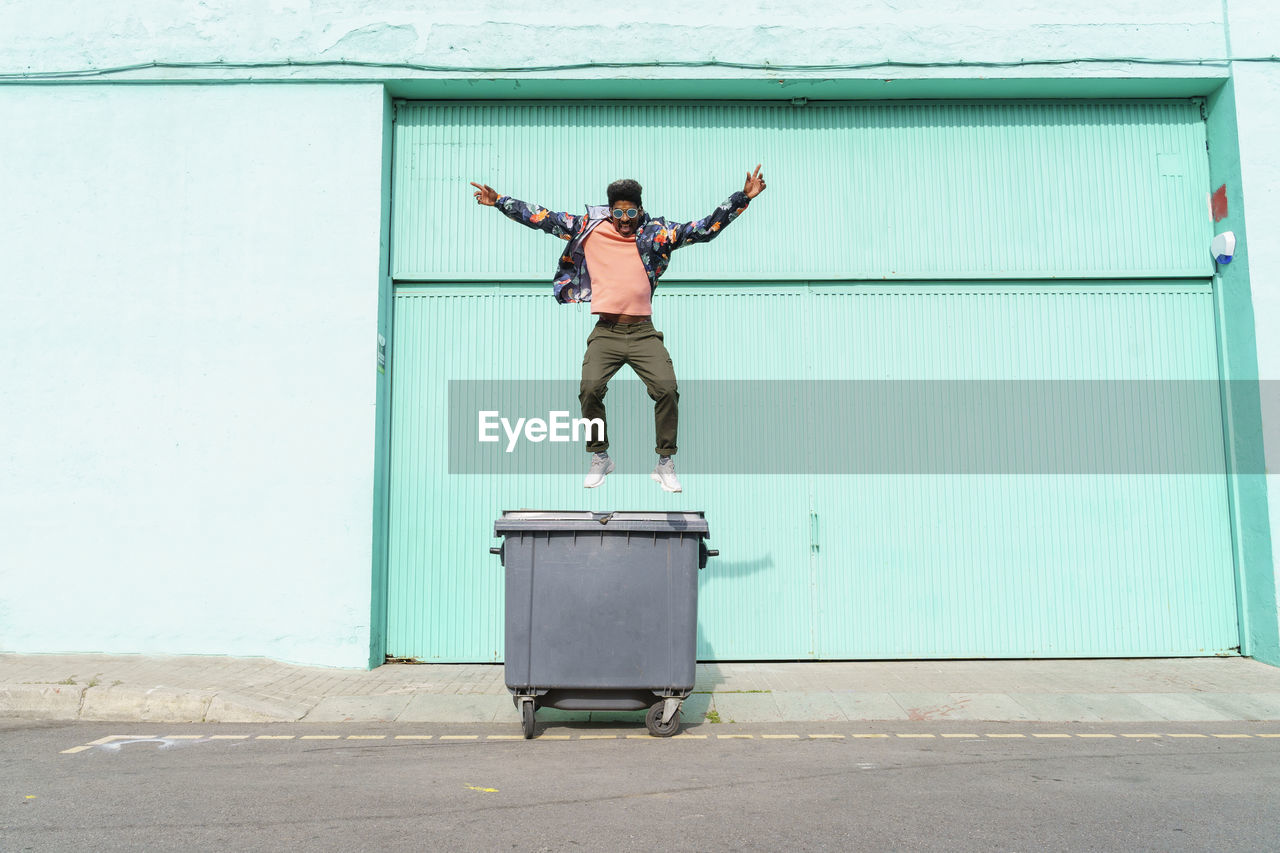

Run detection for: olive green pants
[[579, 319, 678, 456]]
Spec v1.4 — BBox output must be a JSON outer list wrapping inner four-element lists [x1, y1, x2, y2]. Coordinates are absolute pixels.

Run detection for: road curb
[[80, 685, 217, 723], [0, 683, 317, 723], [204, 692, 315, 723], [0, 683, 86, 720]]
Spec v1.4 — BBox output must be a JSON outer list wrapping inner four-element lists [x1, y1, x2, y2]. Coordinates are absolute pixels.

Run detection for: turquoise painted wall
[[1217, 2, 1280, 666], [1, 1, 1276, 668], [368, 89, 397, 668]]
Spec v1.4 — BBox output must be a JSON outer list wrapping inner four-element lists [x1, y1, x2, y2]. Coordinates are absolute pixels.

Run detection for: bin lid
[[495, 510, 709, 536]]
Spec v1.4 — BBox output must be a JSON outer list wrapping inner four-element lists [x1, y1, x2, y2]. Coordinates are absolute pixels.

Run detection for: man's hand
[[470, 182, 499, 206], [743, 164, 766, 199]]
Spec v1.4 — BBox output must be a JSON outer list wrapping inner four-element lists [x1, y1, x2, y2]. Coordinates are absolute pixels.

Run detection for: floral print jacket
[[495, 190, 752, 303]]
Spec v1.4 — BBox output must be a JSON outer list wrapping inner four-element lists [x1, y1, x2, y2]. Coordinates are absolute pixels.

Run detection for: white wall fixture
[[1212, 231, 1236, 265]]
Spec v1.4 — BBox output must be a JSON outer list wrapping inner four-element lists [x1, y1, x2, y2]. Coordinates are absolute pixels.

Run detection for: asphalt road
[[4, 719, 1280, 851]]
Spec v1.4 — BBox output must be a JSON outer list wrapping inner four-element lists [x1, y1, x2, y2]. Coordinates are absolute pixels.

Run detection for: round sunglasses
[[611, 208, 640, 220]]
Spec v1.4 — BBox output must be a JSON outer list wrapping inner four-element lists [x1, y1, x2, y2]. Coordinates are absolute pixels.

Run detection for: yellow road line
[[68, 727, 1278, 753], [60, 735, 142, 755]]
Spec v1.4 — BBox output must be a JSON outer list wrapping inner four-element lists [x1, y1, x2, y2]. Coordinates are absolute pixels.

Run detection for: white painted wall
[[0, 0, 1228, 82], [1229, 31, 1280, 373], [0, 84, 387, 668], [1227, 0, 1280, 645]]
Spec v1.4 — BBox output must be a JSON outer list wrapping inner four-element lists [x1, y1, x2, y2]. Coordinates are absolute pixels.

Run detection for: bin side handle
[[699, 540, 719, 569]]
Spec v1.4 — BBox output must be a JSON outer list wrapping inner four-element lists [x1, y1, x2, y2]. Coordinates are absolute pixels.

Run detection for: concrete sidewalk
[[4, 653, 1280, 725]]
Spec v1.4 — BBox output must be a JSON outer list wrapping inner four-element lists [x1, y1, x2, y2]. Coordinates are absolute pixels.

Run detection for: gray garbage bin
[[491, 510, 718, 738]]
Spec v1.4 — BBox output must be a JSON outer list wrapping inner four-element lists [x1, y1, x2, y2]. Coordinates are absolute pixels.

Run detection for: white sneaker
[[583, 452, 614, 488], [651, 455, 682, 493]]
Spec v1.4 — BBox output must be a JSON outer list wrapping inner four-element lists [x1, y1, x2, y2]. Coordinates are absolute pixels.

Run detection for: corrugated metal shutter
[[387, 287, 817, 661], [384, 101, 1235, 662], [806, 283, 1235, 658], [393, 101, 1211, 281]]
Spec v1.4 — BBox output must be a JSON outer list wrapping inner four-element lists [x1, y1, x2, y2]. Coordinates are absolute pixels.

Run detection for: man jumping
[[470, 166, 767, 492]]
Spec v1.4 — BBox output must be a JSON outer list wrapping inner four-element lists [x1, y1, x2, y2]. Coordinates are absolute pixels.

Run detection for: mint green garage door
[[384, 101, 1237, 662]]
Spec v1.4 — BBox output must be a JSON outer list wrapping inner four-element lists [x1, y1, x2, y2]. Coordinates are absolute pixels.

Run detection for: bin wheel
[[645, 700, 681, 738], [521, 700, 536, 739]]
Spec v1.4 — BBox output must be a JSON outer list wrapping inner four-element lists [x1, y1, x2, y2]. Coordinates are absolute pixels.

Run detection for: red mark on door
[[1211, 184, 1229, 222]]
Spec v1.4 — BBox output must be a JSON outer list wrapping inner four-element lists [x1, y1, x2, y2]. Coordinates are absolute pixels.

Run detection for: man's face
[[611, 200, 641, 237]]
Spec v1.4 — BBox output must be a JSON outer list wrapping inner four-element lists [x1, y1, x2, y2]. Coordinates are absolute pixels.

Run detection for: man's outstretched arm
[[471, 182, 580, 241], [660, 165, 767, 250]]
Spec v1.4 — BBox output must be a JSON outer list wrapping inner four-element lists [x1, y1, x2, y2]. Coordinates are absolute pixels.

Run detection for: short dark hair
[[607, 179, 643, 207]]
